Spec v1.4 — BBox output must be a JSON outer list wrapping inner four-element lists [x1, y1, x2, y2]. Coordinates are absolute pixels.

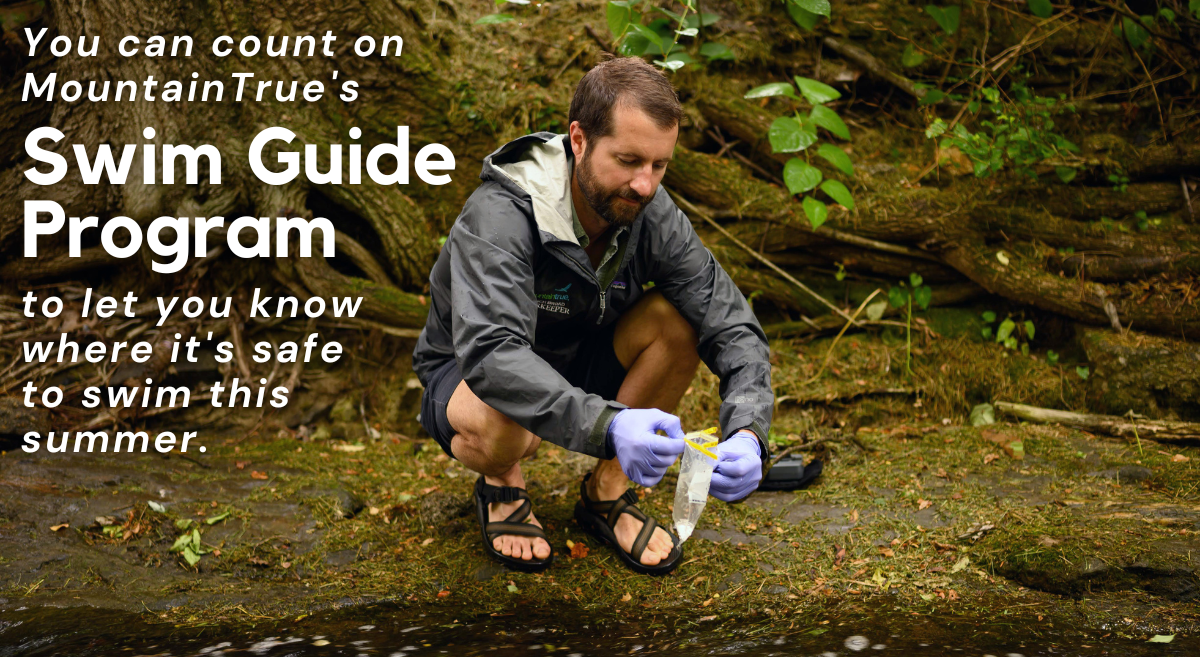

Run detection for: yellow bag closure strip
[[684, 427, 720, 460]]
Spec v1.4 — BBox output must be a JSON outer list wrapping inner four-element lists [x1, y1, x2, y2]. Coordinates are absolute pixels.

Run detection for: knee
[[461, 412, 537, 465], [644, 293, 698, 354]]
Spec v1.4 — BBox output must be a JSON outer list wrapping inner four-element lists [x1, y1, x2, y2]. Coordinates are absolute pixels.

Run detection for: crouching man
[[412, 56, 773, 575]]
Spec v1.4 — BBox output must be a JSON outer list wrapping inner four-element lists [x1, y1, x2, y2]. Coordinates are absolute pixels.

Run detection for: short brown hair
[[568, 56, 683, 141]]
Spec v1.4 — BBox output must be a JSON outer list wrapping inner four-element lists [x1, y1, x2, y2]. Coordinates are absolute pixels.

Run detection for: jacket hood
[[481, 132, 578, 245]]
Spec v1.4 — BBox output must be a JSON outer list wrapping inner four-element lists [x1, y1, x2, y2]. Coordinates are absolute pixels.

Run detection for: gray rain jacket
[[412, 132, 773, 462]]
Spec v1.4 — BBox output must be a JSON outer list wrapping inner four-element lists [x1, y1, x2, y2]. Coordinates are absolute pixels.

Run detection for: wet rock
[[1087, 465, 1154, 483], [0, 397, 49, 436], [473, 562, 506, 581], [418, 491, 471, 526]]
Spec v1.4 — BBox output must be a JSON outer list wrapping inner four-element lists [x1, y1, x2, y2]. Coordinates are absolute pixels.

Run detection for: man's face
[[571, 103, 678, 228]]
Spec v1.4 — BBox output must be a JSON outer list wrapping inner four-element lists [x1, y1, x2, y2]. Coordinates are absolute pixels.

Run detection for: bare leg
[[446, 381, 551, 562], [588, 291, 701, 566]]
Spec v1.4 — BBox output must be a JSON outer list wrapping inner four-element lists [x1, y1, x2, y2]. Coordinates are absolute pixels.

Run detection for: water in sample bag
[[672, 427, 719, 543]]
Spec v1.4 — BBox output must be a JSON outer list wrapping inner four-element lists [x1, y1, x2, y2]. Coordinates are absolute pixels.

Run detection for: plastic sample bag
[[672, 427, 719, 543]]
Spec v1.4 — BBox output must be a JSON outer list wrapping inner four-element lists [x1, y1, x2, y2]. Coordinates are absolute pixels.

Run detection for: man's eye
[[620, 158, 636, 165], [653, 163, 666, 170]]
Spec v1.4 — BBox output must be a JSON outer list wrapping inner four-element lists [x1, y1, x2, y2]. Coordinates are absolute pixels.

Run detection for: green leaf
[[981, 326, 993, 339], [981, 311, 997, 323], [699, 42, 735, 61], [908, 273, 924, 289], [866, 299, 888, 321], [888, 287, 908, 309], [1046, 350, 1059, 365], [619, 34, 649, 56], [1148, 635, 1175, 644], [654, 58, 686, 71], [174, 518, 195, 530], [170, 533, 191, 553], [191, 528, 202, 551], [1024, 320, 1036, 340], [793, 76, 841, 104], [809, 104, 850, 140], [1076, 366, 1090, 380], [1026, 0, 1053, 19], [919, 89, 947, 106], [630, 23, 664, 48], [1004, 336, 1019, 350], [970, 403, 995, 427], [913, 285, 932, 310], [1055, 166, 1076, 184], [507, 583, 520, 593], [474, 13, 514, 24], [769, 116, 817, 153], [1191, 0, 1199, 19], [1116, 17, 1149, 48], [606, 1, 632, 37], [744, 82, 797, 100], [901, 44, 927, 68], [205, 511, 230, 525], [787, 2, 821, 30], [791, 0, 831, 18], [996, 318, 1016, 343], [181, 546, 201, 566], [802, 196, 828, 229], [819, 180, 855, 210], [675, 27, 698, 37], [924, 5, 960, 34], [1021, 342, 1030, 356], [817, 143, 854, 176], [784, 159, 823, 194], [148, 501, 167, 514]]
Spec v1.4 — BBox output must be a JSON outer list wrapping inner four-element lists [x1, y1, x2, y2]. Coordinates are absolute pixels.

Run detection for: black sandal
[[474, 475, 554, 573], [573, 473, 683, 576]]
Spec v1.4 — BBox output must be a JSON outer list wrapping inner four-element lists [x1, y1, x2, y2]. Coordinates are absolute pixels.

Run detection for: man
[[412, 56, 773, 575]]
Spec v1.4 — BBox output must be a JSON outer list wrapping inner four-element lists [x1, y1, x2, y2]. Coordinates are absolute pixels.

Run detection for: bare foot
[[485, 473, 551, 562], [587, 463, 674, 566]]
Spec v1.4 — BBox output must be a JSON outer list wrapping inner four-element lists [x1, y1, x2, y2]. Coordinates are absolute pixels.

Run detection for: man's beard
[[575, 151, 651, 228]]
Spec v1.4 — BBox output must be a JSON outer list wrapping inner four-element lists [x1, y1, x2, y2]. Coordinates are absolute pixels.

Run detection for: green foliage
[[926, 83, 1079, 180], [1046, 350, 1059, 365], [606, 1, 731, 71], [1075, 366, 1090, 380], [888, 274, 933, 376], [787, 1, 822, 30], [901, 44, 928, 68], [980, 311, 1036, 355], [923, 5, 961, 34], [474, 13, 514, 24], [1026, 0, 1053, 19], [744, 56, 855, 229]]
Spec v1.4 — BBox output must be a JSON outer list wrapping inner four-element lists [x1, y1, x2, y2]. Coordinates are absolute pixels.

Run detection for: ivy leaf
[[913, 285, 933, 310], [909, 273, 924, 289], [1055, 166, 1077, 184], [783, 159, 823, 195], [787, 2, 821, 30], [1026, 0, 1053, 18], [474, 13, 514, 24], [924, 5, 960, 34], [793, 76, 841, 104], [888, 287, 909, 308], [699, 42, 735, 60], [809, 104, 850, 140], [744, 82, 797, 100], [996, 318, 1016, 343], [817, 143, 854, 176], [1075, 366, 1090, 380], [802, 196, 829, 229], [901, 44, 927, 68], [819, 180, 855, 210], [769, 117, 817, 153], [791, 0, 831, 18]]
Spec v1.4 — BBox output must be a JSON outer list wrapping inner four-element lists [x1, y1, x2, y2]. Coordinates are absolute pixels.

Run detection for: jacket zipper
[[550, 244, 607, 326]]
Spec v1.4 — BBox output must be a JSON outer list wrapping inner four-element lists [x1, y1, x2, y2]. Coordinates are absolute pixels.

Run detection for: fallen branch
[[994, 401, 1200, 445]]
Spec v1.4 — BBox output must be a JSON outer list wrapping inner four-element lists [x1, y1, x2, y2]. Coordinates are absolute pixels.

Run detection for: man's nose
[[630, 167, 656, 198]]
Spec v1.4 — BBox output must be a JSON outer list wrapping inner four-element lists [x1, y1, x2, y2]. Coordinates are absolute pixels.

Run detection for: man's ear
[[568, 121, 587, 160]]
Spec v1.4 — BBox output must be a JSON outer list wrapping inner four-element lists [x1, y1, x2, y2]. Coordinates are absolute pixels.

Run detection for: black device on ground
[[757, 453, 823, 491]]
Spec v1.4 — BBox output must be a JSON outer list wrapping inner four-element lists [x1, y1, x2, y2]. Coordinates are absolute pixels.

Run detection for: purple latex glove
[[607, 408, 686, 487], [710, 431, 762, 502]]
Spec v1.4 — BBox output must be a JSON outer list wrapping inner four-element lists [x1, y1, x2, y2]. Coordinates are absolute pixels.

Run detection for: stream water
[[0, 603, 1193, 656]]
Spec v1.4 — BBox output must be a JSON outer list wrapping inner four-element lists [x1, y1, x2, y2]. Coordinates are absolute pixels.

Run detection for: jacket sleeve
[[448, 188, 624, 459], [647, 193, 774, 462]]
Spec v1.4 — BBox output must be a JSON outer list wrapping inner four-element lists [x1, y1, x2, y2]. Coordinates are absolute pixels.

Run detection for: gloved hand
[[710, 431, 762, 502], [607, 408, 686, 487]]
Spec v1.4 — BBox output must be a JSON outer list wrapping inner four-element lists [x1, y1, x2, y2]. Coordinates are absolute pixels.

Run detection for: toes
[[533, 538, 551, 560]]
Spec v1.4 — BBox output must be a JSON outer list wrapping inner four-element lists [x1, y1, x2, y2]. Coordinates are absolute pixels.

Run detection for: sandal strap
[[485, 520, 548, 540], [630, 515, 659, 563], [479, 481, 530, 506]]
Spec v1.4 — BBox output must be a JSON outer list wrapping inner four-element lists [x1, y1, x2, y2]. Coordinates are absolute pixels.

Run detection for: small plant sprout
[[888, 273, 933, 376]]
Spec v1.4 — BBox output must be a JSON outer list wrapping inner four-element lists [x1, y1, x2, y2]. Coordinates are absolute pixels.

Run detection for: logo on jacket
[[555, 284, 572, 293], [612, 281, 627, 291], [537, 283, 573, 315]]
